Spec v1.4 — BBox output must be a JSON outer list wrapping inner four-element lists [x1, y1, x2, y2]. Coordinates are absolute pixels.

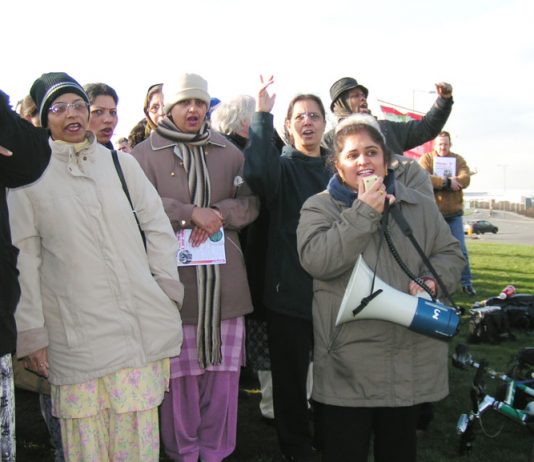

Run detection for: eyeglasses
[[293, 112, 322, 122], [48, 101, 89, 115]]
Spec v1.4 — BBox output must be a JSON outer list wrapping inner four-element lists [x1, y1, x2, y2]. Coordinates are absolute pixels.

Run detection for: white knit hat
[[163, 73, 210, 113], [335, 113, 386, 144]]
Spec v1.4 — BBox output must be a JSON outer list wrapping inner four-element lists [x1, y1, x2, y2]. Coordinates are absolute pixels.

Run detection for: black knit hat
[[30, 72, 89, 128], [329, 77, 369, 111]]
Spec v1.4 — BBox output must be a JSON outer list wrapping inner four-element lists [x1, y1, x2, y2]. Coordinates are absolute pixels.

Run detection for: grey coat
[[296, 182, 464, 407]]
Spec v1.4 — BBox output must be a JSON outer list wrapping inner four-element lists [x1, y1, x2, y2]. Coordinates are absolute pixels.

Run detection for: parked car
[[464, 220, 499, 235]]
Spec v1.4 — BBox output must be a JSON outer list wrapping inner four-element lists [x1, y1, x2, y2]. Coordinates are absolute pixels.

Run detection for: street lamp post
[[497, 164, 507, 195], [412, 89, 436, 112]]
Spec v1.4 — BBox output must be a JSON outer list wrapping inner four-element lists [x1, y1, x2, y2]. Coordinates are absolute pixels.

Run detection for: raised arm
[[0, 90, 50, 187], [243, 76, 282, 204], [383, 82, 454, 152], [297, 194, 381, 281]]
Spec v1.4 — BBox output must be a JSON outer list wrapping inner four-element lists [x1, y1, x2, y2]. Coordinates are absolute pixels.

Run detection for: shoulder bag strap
[[388, 203, 458, 309], [111, 150, 147, 250]]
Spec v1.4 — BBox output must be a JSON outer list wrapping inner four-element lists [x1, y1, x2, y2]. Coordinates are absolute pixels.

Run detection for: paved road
[[464, 209, 534, 246]]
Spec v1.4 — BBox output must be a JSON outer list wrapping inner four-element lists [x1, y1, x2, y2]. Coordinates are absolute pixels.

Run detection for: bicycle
[[452, 343, 534, 458]]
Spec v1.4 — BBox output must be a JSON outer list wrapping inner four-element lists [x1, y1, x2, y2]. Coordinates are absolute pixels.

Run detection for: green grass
[[420, 241, 534, 462]]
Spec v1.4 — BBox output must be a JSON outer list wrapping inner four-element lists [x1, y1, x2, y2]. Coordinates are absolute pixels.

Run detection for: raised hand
[[435, 82, 453, 99], [257, 75, 276, 113]]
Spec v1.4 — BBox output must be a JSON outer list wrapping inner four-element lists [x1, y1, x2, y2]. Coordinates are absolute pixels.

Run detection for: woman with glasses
[[128, 83, 164, 149], [8, 72, 185, 462], [296, 114, 464, 462], [243, 76, 332, 462]]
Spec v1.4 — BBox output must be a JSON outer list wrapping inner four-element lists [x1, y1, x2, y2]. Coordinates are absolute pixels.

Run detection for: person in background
[[19, 94, 41, 127], [211, 94, 277, 421], [129, 83, 164, 149], [210, 95, 254, 151], [128, 119, 148, 149], [9, 72, 184, 462], [133, 73, 259, 462], [297, 114, 464, 462], [207, 96, 221, 120], [418, 131, 476, 295], [324, 77, 455, 197], [244, 76, 331, 462], [1, 88, 51, 462], [84, 82, 119, 149], [117, 136, 132, 153]]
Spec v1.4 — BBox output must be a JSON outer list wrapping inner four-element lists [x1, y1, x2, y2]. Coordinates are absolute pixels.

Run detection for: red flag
[[378, 100, 433, 159]]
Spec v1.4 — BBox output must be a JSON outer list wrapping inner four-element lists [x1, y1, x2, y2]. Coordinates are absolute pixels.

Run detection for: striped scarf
[[157, 117, 222, 368]]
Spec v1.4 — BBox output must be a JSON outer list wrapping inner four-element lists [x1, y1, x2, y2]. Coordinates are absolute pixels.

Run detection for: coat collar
[[50, 131, 97, 164], [148, 128, 229, 152]]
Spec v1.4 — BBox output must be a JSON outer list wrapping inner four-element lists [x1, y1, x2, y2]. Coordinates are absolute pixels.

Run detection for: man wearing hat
[[133, 72, 259, 462], [324, 77, 455, 196], [0, 89, 51, 462]]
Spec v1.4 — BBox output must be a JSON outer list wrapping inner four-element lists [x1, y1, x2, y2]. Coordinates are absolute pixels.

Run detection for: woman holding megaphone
[[296, 114, 465, 462]]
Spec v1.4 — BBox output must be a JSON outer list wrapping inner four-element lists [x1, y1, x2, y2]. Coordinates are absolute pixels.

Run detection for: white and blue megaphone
[[335, 255, 460, 340]]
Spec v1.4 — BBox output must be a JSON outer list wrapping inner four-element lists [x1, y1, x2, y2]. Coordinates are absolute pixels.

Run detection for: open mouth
[[65, 123, 82, 133]]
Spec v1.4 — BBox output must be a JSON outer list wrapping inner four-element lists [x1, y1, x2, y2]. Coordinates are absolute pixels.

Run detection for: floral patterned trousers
[[52, 359, 169, 462]]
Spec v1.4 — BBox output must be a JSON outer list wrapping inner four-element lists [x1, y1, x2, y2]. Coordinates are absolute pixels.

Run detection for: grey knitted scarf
[[157, 116, 222, 368]]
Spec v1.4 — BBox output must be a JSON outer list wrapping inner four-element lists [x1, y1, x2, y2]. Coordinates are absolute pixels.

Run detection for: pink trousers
[[160, 370, 240, 462]]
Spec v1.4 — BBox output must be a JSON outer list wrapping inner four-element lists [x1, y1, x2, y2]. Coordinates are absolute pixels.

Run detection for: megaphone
[[336, 255, 460, 340]]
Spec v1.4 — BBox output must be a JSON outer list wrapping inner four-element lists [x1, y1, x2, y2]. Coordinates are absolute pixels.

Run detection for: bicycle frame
[[452, 344, 534, 454]]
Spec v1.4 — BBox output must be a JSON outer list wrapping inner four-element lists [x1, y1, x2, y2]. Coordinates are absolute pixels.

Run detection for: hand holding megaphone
[[409, 277, 437, 297]]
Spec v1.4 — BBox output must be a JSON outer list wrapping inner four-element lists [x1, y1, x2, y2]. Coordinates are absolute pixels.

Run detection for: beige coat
[[297, 181, 464, 407], [132, 129, 259, 324], [9, 134, 184, 385]]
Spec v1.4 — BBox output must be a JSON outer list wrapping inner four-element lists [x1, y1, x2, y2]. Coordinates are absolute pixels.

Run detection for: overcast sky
[[4, 0, 533, 195]]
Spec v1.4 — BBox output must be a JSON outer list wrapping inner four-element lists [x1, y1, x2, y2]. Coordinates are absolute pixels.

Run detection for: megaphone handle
[[352, 289, 383, 316]]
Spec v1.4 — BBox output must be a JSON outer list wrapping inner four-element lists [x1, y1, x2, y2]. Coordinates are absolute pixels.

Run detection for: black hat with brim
[[329, 77, 369, 111]]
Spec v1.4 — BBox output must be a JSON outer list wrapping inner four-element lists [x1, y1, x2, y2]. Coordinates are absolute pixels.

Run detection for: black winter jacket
[[323, 95, 453, 154], [0, 91, 50, 355], [244, 112, 332, 321]]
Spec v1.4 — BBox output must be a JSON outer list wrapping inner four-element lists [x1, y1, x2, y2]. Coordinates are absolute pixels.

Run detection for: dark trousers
[[267, 310, 315, 459], [321, 403, 420, 462]]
